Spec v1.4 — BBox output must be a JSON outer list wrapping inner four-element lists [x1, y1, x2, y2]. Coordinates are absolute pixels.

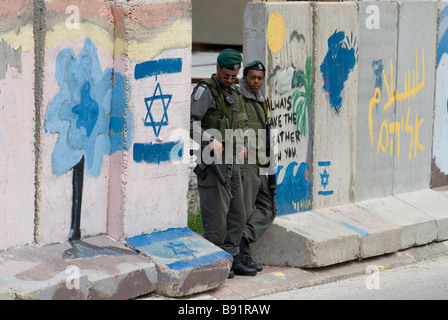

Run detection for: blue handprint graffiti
[[320, 31, 358, 115]]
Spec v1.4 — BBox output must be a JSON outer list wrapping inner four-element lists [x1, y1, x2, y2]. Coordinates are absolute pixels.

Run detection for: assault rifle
[[192, 148, 233, 199], [265, 123, 277, 215]]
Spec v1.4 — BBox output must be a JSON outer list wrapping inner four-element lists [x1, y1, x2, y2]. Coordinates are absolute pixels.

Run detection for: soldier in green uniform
[[238, 60, 276, 272], [190, 49, 257, 277]]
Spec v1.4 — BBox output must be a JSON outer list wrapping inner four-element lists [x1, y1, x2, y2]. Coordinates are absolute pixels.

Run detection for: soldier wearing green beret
[[190, 49, 257, 277], [238, 60, 276, 272]]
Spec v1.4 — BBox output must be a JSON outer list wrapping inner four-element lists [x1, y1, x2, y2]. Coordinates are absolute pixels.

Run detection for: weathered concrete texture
[[0, 236, 157, 300], [357, 196, 438, 249], [395, 189, 448, 241], [252, 189, 448, 268], [313, 2, 359, 209], [126, 227, 232, 297], [355, 1, 398, 201], [393, 1, 437, 194], [315, 204, 402, 259], [251, 212, 360, 268], [0, 0, 35, 251]]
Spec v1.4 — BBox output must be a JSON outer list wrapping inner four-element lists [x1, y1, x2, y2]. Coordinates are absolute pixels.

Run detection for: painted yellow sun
[[267, 12, 285, 55]]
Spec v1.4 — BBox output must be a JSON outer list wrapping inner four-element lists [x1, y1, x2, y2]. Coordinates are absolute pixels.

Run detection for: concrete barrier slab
[[0, 236, 156, 300], [356, 196, 437, 249], [395, 189, 448, 240], [315, 204, 402, 259], [393, 1, 438, 194], [355, 1, 398, 201], [0, 0, 35, 251], [251, 212, 360, 268], [126, 227, 232, 297], [313, 2, 358, 209]]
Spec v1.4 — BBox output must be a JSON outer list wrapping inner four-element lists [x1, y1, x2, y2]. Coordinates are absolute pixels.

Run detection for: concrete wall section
[[37, 0, 116, 245], [313, 2, 359, 209], [393, 1, 437, 194], [244, 1, 446, 212], [355, 2, 398, 201], [432, 1, 448, 188], [244, 2, 313, 215], [0, 0, 192, 249], [0, 0, 35, 251], [119, 1, 192, 239]]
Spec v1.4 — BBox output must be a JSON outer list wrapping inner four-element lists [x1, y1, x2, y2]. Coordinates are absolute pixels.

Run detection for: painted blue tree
[[45, 38, 134, 241]]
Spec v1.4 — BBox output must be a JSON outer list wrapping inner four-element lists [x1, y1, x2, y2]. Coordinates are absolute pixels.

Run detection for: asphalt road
[[252, 254, 448, 300]]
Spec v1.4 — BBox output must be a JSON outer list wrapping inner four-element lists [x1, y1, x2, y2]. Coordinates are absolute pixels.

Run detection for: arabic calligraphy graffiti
[[368, 49, 426, 159]]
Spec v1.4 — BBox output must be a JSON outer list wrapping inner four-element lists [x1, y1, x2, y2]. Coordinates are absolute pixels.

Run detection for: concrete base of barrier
[[0, 235, 157, 300], [126, 227, 233, 297], [248, 211, 360, 268], [252, 189, 448, 268], [395, 189, 448, 241]]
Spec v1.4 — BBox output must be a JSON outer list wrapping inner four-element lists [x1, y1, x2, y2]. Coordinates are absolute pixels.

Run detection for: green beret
[[217, 48, 242, 70], [244, 60, 266, 72]]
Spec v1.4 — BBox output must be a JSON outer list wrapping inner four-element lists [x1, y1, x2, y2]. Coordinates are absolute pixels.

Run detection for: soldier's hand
[[238, 146, 248, 161], [210, 139, 224, 159]]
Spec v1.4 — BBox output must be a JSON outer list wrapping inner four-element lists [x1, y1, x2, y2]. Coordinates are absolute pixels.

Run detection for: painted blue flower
[[45, 38, 133, 177]]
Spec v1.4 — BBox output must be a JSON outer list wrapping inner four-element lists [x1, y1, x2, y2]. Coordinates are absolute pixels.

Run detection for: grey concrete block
[[251, 212, 360, 268], [315, 204, 402, 259], [0, 236, 157, 300], [126, 227, 232, 297], [357, 196, 438, 248], [396, 189, 448, 240]]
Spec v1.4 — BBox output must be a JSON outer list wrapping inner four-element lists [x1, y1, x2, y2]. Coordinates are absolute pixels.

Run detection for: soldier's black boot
[[231, 255, 257, 276], [239, 237, 263, 272], [242, 255, 263, 272]]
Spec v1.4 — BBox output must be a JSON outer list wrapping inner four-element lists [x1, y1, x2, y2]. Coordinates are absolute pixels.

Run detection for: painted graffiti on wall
[[317, 161, 334, 196], [132, 57, 184, 165], [266, 11, 312, 215], [433, 2, 448, 178], [314, 29, 358, 205], [320, 31, 358, 115], [368, 49, 426, 160], [45, 38, 134, 241]]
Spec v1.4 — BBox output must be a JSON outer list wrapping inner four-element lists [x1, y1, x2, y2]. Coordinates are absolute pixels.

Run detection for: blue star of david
[[144, 82, 172, 137], [166, 241, 197, 258], [320, 169, 330, 189]]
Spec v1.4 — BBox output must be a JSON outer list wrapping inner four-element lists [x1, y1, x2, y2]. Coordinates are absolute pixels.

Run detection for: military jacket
[[191, 75, 247, 147], [239, 77, 269, 166]]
